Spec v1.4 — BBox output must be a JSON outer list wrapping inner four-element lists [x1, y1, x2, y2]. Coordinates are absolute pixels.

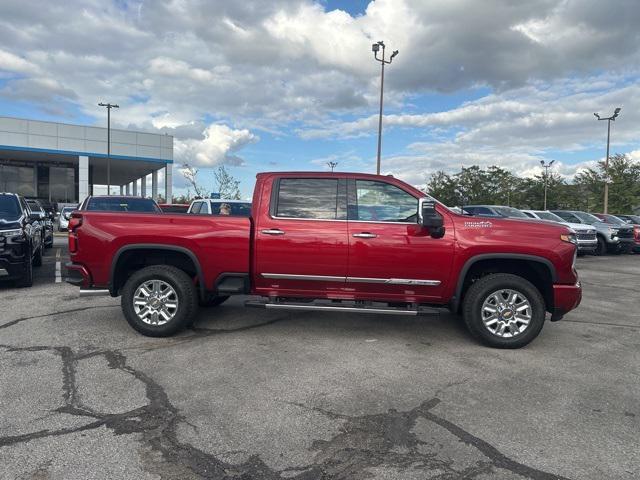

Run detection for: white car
[[521, 209, 597, 254], [57, 205, 78, 232], [187, 199, 251, 216]]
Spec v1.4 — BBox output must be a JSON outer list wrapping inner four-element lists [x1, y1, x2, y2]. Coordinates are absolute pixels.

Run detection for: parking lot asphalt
[[0, 238, 638, 480]]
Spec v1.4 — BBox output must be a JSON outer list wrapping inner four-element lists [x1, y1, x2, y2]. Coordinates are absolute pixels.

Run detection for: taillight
[[68, 213, 83, 232], [634, 226, 640, 240], [68, 213, 83, 253]]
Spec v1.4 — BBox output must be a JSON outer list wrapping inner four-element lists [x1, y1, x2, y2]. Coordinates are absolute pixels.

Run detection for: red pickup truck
[[66, 172, 581, 348]]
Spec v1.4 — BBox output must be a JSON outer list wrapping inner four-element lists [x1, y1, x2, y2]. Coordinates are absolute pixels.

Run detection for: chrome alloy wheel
[[133, 280, 179, 326], [481, 289, 532, 338]]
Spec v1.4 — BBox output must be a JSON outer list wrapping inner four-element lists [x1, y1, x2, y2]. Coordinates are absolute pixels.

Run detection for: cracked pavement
[[0, 238, 638, 479]]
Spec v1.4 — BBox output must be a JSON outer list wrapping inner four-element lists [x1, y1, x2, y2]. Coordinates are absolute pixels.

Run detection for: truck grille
[[577, 232, 596, 241], [618, 228, 634, 239]]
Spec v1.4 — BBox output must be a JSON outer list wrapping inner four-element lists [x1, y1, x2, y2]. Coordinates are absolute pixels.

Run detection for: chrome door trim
[[261, 273, 346, 282], [346, 277, 441, 286], [261, 273, 440, 286]]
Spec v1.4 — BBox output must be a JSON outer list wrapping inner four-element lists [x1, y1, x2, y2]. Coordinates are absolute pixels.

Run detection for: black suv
[[0, 193, 44, 287], [26, 199, 53, 249]]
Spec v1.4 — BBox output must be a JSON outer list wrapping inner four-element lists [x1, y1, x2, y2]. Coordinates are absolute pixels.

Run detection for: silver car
[[521, 210, 597, 254]]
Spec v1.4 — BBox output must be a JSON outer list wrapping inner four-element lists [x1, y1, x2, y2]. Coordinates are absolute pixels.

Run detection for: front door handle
[[262, 229, 285, 235], [352, 232, 377, 238]]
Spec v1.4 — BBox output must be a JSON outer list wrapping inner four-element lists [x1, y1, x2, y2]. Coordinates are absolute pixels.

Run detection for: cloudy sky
[[1, 0, 639, 198]]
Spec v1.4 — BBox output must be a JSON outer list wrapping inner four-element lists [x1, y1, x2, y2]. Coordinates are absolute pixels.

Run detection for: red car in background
[[159, 204, 189, 214]]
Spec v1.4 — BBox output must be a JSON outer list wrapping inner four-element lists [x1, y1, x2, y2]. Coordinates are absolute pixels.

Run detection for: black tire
[[121, 265, 198, 337], [462, 273, 546, 349], [32, 244, 43, 267], [199, 294, 230, 307], [595, 236, 607, 256], [15, 253, 33, 288]]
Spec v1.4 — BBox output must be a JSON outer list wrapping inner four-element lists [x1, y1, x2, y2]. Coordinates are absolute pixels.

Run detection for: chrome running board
[[245, 299, 441, 316], [79, 289, 110, 297]]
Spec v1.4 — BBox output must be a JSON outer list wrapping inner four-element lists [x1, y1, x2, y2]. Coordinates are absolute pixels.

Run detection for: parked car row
[[461, 205, 639, 255]]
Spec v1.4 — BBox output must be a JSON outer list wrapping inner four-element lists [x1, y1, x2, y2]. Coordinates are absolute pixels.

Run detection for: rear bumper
[[65, 262, 91, 288], [551, 281, 582, 321]]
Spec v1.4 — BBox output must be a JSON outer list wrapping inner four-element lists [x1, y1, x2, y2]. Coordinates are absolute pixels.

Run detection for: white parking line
[[55, 249, 61, 283]]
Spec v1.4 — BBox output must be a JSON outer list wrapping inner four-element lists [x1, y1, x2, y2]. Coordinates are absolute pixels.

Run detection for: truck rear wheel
[[462, 273, 545, 349], [121, 265, 198, 337]]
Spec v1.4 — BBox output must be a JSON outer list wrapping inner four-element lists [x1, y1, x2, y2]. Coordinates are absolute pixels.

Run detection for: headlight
[[609, 227, 618, 235], [0, 229, 24, 238], [560, 233, 577, 245]]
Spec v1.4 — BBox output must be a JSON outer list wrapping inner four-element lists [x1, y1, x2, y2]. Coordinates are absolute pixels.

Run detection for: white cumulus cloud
[[174, 124, 258, 167]]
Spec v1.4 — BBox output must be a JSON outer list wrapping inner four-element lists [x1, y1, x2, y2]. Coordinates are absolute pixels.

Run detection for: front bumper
[[551, 281, 582, 321], [577, 239, 597, 252], [0, 257, 29, 281]]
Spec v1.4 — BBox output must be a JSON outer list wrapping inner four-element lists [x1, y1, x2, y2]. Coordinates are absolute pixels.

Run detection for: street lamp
[[540, 160, 555, 210], [372, 41, 398, 175], [594, 107, 621, 214], [98, 102, 119, 195], [327, 161, 338, 172]]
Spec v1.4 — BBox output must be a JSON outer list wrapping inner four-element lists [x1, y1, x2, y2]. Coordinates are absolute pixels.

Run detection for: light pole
[[327, 161, 338, 172], [594, 107, 621, 214], [98, 102, 119, 195], [372, 41, 398, 175], [540, 160, 555, 210]]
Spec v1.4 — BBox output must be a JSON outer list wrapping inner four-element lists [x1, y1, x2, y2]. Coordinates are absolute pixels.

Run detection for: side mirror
[[418, 198, 445, 238]]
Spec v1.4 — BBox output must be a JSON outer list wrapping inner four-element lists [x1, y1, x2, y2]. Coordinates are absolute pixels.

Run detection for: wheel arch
[[451, 254, 556, 313], [110, 244, 205, 299]]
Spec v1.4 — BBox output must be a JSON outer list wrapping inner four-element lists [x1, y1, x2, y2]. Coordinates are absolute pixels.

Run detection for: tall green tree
[[574, 154, 640, 213]]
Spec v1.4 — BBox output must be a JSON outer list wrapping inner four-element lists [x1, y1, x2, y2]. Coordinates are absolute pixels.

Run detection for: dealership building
[[0, 116, 173, 205]]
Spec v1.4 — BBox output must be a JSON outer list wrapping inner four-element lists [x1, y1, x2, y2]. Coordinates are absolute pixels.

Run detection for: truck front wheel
[[121, 265, 198, 337], [462, 273, 545, 349]]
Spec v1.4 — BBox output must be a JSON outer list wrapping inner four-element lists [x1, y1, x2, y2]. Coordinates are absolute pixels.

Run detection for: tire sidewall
[[463, 274, 546, 348], [121, 266, 197, 337]]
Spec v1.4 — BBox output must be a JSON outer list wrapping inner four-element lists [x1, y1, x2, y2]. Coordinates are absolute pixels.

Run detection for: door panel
[[253, 177, 349, 297], [346, 180, 454, 302]]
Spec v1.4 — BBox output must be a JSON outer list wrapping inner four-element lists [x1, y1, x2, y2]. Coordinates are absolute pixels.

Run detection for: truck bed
[[70, 212, 251, 291]]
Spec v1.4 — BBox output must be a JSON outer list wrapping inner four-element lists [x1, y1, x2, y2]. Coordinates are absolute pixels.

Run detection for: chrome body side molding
[[261, 273, 441, 286]]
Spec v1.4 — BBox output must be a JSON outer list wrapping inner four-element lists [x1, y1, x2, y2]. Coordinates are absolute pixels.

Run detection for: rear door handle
[[352, 232, 377, 238], [261, 229, 285, 235]]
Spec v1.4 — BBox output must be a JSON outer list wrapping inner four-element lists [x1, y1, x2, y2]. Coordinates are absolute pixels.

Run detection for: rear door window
[[275, 178, 341, 220]]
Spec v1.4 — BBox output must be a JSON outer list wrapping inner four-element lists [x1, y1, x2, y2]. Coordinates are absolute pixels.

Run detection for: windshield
[[493, 206, 530, 218], [0, 195, 22, 221], [602, 214, 628, 226], [86, 197, 161, 213], [535, 211, 565, 222], [27, 201, 43, 213], [572, 212, 602, 224], [621, 215, 640, 224]]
